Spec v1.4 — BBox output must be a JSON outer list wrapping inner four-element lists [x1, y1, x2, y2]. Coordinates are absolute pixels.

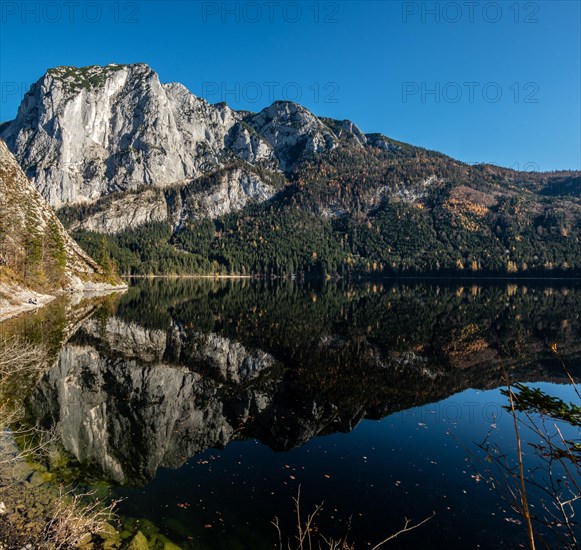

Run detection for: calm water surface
[[5, 279, 581, 549]]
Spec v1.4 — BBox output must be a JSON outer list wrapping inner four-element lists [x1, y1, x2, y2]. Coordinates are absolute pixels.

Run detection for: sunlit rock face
[[180, 167, 276, 220], [67, 188, 169, 234], [64, 165, 277, 235], [243, 101, 340, 172], [0, 64, 240, 207], [0, 64, 358, 210]]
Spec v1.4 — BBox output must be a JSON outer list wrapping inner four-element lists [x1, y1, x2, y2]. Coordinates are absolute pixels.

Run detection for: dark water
[[12, 279, 581, 548]]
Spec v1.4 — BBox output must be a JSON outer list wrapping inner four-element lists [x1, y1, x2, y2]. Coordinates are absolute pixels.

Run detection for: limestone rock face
[[69, 188, 169, 234], [67, 166, 276, 234], [365, 133, 402, 152], [245, 101, 339, 171], [0, 64, 241, 207], [179, 167, 276, 221], [225, 122, 277, 166], [321, 118, 368, 148], [0, 64, 369, 212]]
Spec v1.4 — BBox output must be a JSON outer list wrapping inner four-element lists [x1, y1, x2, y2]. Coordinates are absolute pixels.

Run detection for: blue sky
[[1, 0, 579, 170]]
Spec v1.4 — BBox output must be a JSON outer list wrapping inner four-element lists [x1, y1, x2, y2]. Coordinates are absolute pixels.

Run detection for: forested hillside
[[65, 144, 581, 277]]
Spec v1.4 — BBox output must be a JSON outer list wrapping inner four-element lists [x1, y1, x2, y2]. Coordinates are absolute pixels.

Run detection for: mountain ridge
[[1, 63, 580, 277], [0, 63, 483, 206]]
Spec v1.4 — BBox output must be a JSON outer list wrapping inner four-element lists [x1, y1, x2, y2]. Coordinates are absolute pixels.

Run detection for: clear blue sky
[[1, 0, 579, 170]]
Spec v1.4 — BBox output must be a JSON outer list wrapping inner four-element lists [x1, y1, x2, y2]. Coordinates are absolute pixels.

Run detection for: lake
[[2, 279, 580, 549]]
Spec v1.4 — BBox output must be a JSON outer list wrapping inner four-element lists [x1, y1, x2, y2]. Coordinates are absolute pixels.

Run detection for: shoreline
[[3, 273, 579, 322], [0, 284, 127, 324], [121, 274, 581, 282], [123, 274, 253, 279], [0, 299, 56, 323], [0, 284, 55, 323]]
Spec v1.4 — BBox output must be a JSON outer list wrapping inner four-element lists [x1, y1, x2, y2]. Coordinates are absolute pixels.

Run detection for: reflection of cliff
[[0, 292, 123, 401], [25, 281, 581, 485], [30, 343, 279, 484], [80, 317, 277, 383], [28, 318, 281, 484]]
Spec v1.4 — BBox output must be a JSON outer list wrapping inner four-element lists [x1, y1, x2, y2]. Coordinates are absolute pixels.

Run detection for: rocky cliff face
[[0, 139, 124, 318], [243, 101, 339, 171], [180, 167, 276, 221], [68, 187, 169, 234], [65, 165, 277, 234], [0, 65, 237, 207], [0, 64, 354, 210]]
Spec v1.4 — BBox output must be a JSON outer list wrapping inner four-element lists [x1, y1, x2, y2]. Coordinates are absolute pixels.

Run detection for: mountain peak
[[0, 64, 365, 205], [0, 64, 238, 206], [46, 62, 151, 76], [245, 100, 339, 171], [44, 63, 155, 91]]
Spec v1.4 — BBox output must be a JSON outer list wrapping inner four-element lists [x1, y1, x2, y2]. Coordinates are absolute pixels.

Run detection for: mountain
[[0, 64, 324, 208], [1, 63, 580, 277], [0, 140, 125, 320]]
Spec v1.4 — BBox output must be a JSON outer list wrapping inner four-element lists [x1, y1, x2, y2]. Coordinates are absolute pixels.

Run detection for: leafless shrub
[[272, 485, 434, 550], [460, 351, 580, 550], [42, 489, 119, 549], [0, 336, 46, 378], [0, 336, 119, 548], [0, 336, 55, 482]]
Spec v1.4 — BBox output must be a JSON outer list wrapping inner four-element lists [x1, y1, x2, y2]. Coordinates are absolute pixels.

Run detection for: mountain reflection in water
[[24, 279, 580, 486], [14, 279, 581, 548]]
